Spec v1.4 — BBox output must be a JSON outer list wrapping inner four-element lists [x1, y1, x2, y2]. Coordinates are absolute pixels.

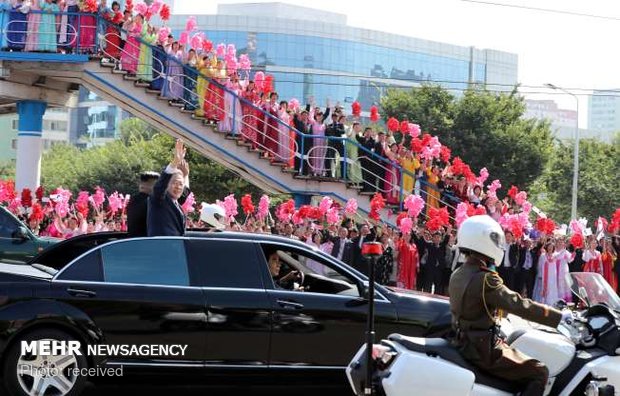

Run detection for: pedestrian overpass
[[0, 10, 457, 223]]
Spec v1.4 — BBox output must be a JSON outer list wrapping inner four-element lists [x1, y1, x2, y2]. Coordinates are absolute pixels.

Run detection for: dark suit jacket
[[350, 233, 377, 274], [355, 135, 375, 158], [517, 247, 536, 271], [126, 192, 150, 237], [502, 243, 521, 270], [293, 108, 313, 161], [330, 237, 353, 265], [128, 186, 189, 237], [147, 170, 187, 237], [325, 122, 345, 150], [413, 233, 449, 267], [568, 247, 584, 273]]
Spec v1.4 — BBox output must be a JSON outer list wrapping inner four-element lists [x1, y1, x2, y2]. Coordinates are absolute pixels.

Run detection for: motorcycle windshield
[[569, 272, 620, 313]]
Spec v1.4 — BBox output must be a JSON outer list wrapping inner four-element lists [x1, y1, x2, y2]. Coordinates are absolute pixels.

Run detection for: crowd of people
[[1, 134, 619, 300]]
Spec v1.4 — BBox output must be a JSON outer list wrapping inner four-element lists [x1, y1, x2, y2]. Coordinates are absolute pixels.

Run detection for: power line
[[83, 69, 620, 97], [461, 0, 620, 21]]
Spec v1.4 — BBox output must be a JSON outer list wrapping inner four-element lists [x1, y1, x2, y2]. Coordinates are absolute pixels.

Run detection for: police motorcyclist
[[199, 203, 227, 231], [449, 215, 572, 396]]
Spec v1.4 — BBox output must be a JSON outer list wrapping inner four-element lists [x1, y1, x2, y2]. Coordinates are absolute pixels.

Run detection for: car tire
[[3, 328, 88, 396]]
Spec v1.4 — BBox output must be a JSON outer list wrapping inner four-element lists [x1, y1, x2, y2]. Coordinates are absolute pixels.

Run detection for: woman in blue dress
[[6, 0, 28, 51], [39, 0, 59, 52], [183, 49, 199, 111], [149, 34, 168, 91], [0, 0, 11, 50]]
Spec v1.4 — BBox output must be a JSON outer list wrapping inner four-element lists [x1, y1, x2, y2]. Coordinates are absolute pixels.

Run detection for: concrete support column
[[15, 100, 47, 192]]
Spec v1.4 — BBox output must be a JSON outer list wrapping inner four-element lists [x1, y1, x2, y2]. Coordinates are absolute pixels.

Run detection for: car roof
[[186, 231, 311, 249], [29, 232, 128, 269], [31, 231, 314, 270]]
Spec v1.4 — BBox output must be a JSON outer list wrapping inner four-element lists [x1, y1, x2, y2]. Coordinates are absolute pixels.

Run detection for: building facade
[[525, 98, 614, 143], [525, 99, 577, 131], [68, 87, 128, 148], [588, 90, 620, 138], [0, 108, 70, 162], [168, 2, 519, 109]]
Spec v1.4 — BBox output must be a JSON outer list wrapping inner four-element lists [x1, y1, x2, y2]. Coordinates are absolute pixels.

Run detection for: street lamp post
[[545, 83, 580, 220]]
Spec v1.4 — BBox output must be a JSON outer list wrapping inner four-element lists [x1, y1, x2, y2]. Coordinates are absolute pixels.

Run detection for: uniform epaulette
[[483, 272, 503, 290]]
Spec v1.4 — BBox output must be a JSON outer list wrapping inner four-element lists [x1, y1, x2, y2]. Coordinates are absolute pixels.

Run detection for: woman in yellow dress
[[425, 164, 441, 215], [194, 54, 210, 118], [400, 148, 420, 194]]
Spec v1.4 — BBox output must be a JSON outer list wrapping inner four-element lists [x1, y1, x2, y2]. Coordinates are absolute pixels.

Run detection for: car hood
[[0, 262, 52, 280]]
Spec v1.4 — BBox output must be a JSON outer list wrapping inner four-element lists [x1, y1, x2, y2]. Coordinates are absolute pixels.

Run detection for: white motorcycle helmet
[[456, 215, 506, 265], [200, 203, 227, 230]]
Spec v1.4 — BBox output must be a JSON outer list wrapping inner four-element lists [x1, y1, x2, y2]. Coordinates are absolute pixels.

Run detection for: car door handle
[[66, 288, 97, 298], [276, 299, 304, 310]]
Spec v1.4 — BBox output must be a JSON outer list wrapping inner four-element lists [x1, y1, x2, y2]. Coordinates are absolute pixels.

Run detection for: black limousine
[[0, 232, 450, 396]]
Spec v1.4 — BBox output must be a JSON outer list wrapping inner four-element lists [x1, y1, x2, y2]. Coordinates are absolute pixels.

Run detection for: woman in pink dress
[[219, 73, 242, 134], [276, 100, 291, 163], [583, 239, 604, 275], [240, 81, 259, 148], [309, 109, 326, 176], [396, 232, 419, 290], [253, 92, 266, 150], [262, 92, 279, 159], [383, 143, 401, 205], [120, 14, 142, 75], [24, 0, 41, 51], [77, 1, 97, 54]]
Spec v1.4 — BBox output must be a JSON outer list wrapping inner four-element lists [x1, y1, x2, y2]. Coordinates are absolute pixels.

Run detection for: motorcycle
[[347, 273, 620, 396]]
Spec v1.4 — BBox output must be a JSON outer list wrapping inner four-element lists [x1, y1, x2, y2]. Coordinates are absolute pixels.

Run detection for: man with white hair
[[147, 139, 191, 237]]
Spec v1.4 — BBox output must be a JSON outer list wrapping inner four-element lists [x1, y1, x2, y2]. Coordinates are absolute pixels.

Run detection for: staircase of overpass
[[0, 10, 459, 223]]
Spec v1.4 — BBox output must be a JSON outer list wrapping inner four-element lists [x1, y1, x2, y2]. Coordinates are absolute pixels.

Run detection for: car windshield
[[568, 272, 620, 313]]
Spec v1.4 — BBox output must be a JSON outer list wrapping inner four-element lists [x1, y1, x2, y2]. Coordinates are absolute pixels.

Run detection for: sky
[[173, 0, 620, 127]]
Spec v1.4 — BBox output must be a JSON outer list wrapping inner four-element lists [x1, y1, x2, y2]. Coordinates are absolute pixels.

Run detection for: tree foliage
[[41, 118, 264, 202], [529, 137, 620, 223], [381, 85, 554, 189]]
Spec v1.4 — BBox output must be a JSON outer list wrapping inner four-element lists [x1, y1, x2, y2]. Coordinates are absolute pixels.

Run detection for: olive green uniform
[[449, 258, 562, 396]]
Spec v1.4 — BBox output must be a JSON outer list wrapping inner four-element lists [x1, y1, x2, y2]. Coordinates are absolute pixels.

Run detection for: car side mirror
[[358, 280, 370, 300], [13, 226, 30, 242]]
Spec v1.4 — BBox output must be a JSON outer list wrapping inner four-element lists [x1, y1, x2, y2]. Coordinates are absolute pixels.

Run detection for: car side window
[[101, 239, 190, 286], [185, 239, 263, 289], [56, 250, 103, 282], [260, 244, 360, 297]]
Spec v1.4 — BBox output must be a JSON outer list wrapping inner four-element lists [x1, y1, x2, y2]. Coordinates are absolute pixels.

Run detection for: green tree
[[41, 118, 264, 202], [529, 137, 620, 223], [381, 85, 455, 135], [380, 85, 554, 190], [450, 89, 553, 189], [0, 160, 15, 180]]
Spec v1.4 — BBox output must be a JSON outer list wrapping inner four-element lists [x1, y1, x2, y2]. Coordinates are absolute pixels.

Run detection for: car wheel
[[3, 329, 88, 396]]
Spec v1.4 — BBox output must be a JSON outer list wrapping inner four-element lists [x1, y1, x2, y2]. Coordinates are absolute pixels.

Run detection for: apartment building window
[[11, 119, 18, 130], [42, 120, 68, 131], [11, 139, 17, 149]]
